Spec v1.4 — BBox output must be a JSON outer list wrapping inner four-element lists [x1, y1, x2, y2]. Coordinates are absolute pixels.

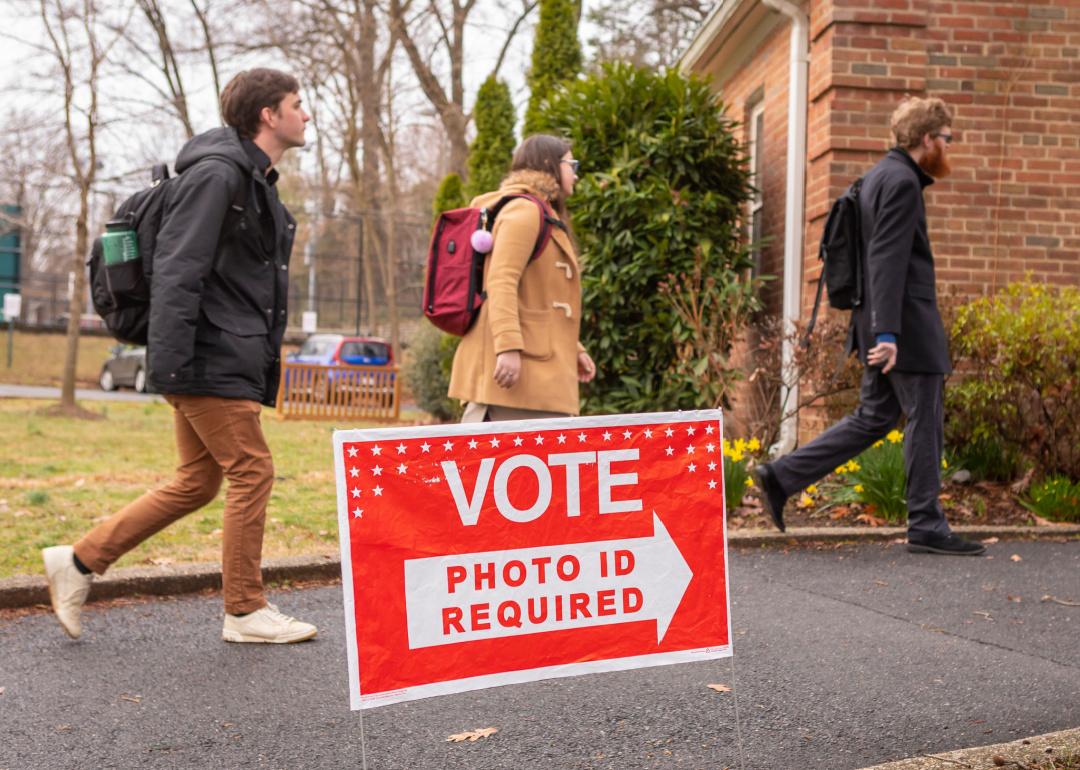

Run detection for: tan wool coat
[[447, 170, 585, 415]]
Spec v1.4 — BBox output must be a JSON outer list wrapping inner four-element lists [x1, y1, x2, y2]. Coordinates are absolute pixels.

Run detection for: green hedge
[[946, 281, 1079, 480]]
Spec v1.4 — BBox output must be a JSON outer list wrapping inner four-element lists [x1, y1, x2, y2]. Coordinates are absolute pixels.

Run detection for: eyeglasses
[[931, 132, 954, 145], [561, 159, 580, 173]]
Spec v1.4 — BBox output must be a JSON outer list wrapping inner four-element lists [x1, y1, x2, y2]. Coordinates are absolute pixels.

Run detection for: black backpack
[[804, 178, 863, 345], [87, 159, 247, 345]]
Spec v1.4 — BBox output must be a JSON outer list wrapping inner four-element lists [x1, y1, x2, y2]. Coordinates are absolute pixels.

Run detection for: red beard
[[919, 142, 952, 179]]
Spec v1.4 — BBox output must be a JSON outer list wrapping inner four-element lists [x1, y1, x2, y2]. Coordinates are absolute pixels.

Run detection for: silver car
[[99, 344, 148, 392]]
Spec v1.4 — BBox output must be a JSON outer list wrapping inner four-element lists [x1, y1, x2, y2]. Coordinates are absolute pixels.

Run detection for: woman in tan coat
[[448, 134, 596, 421]]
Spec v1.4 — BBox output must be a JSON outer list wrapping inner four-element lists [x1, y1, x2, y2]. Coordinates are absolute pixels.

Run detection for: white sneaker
[[222, 602, 317, 644], [42, 545, 93, 639]]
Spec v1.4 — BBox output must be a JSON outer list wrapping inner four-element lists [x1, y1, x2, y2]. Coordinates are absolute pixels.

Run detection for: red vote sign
[[334, 410, 732, 710]]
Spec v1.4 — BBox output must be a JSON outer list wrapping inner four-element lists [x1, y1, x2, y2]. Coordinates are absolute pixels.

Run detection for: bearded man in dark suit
[[755, 96, 984, 557]]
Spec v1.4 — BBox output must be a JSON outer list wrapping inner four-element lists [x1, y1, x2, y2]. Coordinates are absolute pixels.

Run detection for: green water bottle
[[101, 219, 139, 265]]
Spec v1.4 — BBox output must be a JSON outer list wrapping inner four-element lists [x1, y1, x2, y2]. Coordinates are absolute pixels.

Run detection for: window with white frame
[[748, 101, 765, 276]]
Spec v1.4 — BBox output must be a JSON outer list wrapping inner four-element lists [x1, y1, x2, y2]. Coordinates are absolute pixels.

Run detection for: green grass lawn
[[0, 331, 117, 387], [0, 399, 366, 579]]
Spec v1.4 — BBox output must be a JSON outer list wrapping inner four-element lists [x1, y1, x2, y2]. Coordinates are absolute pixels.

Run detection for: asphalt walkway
[[2, 539, 1076, 769]]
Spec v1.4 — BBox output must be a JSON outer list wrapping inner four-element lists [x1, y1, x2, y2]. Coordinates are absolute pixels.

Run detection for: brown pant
[[74, 394, 273, 614]]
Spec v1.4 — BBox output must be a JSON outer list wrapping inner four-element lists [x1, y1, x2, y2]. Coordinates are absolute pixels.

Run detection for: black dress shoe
[[907, 532, 986, 556], [751, 463, 787, 532]]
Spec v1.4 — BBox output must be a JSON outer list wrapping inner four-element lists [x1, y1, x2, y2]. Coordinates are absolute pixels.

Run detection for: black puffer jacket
[[147, 127, 295, 406]]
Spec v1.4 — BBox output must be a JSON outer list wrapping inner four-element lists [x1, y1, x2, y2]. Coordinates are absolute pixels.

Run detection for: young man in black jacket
[[754, 96, 984, 557], [43, 69, 319, 641]]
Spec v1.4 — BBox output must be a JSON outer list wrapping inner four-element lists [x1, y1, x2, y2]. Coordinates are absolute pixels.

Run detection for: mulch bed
[[728, 477, 1042, 530]]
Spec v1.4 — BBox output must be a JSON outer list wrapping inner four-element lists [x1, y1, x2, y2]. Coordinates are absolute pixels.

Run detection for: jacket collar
[[242, 139, 278, 187], [888, 147, 934, 188], [500, 169, 563, 202]]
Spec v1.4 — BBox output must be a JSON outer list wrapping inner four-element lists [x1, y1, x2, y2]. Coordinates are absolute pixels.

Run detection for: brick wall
[[720, 23, 793, 315], [809, 0, 1080, 308]]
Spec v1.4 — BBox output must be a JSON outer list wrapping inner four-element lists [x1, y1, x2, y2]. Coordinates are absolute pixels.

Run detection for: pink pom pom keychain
[[470, 228, 494, 254]]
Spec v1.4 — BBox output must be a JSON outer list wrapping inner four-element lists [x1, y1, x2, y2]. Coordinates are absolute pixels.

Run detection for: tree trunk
[[60, 183, 90, 409]]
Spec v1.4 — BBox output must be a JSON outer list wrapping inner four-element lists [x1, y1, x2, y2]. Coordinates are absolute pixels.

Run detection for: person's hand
[[868, 341, 898, 373], [494, 351, 522, 388], [577, 350, 596, 383]]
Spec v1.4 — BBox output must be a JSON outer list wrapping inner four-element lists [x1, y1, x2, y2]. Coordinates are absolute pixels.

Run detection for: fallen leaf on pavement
[[855, 512, 886, 527], [1042, 594, 1080, 607], [707, 684, 732, 693], [1010, 554, 1022, 562], [981, 537, 999, 545], [972, 611, 993, 621], [120, 694, 142, 703], [1031, 514, 1058, 527], [1006, 595, 1022, 603], [447, 727, 498, 742], [874, 580, 889, 587]]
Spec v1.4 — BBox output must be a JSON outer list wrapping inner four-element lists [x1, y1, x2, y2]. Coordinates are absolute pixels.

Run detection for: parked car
[[99, 344, 148, 392], [289, 334, 394, 368], [285, 334, 396, 402]]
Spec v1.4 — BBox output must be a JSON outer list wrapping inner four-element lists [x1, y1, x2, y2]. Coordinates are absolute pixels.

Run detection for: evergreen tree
[[541, 63, 759, 414], [466, 76, 516, 198], [524, 0, 582, 135], [432, 173, 467, 224]]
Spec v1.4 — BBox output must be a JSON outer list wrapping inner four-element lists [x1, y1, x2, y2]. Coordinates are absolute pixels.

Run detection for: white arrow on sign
[[403, 512, 693, 649]]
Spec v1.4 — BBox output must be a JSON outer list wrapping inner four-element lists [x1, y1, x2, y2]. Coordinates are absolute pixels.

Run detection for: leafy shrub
[[402, 322, 462, 422], [825, 431, 954, 525], [1021, 475, 1080, 523], [950, 437, 1025, 483], [541, 63, 760, 414], [826, 432, 909, 524], [946, 282, 1079, 479]]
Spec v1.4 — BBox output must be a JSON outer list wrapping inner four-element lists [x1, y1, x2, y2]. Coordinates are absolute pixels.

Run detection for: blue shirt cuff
[[875, 333, 896, 345]]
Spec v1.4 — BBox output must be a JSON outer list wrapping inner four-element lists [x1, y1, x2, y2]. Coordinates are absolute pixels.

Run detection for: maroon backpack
[[423, 194, 560, 336]]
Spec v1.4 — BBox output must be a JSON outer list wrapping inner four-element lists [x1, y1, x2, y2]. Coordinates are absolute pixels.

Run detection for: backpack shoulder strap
[[487, 193, 558, 262]]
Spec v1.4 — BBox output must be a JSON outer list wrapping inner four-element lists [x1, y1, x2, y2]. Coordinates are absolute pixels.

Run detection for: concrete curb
[[2, 525, 1076, 611], [1, 554, 340, 610], [856, 726, 1080, 769]]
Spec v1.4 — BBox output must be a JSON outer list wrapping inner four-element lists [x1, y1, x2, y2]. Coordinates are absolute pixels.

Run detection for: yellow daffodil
[[730, 450, 745, 463], [854, 484, 864, 493], [846, 460, 861, 473], [806, 484, 818, 495], [941, 458, 949, 469], [886, 429, 903, 444], [722, 439, 732, 456], [734, 438, 747, 454], [873, 440, 884, 448], [835, 465, 847, 475], [798, 493, 814, 509], [744, 477, 754, 487], [748, 438, 761, 452]]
